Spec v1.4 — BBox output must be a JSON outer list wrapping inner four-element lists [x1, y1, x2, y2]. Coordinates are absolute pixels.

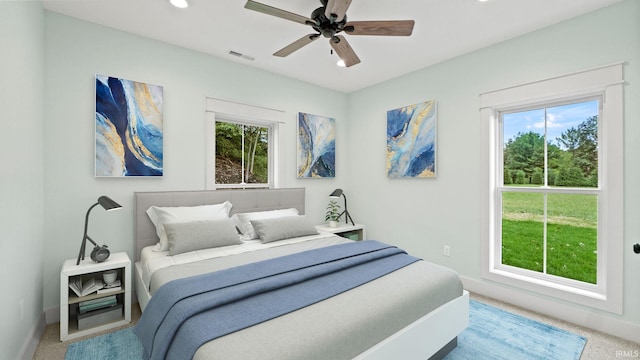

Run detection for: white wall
[[42, 12, 348, 311], [347, 0, 640, 338], [0, 2, 45, 359]]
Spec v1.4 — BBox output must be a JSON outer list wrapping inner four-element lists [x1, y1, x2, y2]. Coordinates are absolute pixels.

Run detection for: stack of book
[[77, 295, 123, 330], [79, 295, 118, 314]]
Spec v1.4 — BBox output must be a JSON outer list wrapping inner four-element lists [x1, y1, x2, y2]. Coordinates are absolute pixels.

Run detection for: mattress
[[140, 236, 463, 360]]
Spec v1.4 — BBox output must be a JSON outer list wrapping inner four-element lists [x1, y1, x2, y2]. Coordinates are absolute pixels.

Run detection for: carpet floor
[[63, 299, 585, 360]]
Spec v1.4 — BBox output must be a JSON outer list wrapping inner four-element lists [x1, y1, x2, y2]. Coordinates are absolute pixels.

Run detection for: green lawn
[[501, 191, 597, 284]]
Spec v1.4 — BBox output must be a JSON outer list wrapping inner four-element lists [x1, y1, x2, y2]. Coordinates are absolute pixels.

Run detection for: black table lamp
[[76, 196, 122, 265], [329, 188, 354, 225]]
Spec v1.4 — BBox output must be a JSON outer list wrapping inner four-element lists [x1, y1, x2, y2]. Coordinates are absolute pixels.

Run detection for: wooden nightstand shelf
[[315, 223, 366, 241], [60, 252, 131, 341]]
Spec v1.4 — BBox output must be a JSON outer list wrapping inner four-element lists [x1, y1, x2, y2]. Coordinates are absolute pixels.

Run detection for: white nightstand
[[315, 223, 366, 241], [59, 252, 131, 341]]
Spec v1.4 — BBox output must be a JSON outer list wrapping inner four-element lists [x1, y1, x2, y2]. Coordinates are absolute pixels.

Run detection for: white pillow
[[233, 208, 299, 240], [146, 201, 232, 251]]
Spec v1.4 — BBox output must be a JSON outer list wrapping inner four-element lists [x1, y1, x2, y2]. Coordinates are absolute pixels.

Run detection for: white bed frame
[[133, 189, 468, 360]]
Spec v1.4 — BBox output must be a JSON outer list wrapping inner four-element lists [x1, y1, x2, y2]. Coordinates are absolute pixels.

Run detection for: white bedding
[[139, 231, 340, 288]]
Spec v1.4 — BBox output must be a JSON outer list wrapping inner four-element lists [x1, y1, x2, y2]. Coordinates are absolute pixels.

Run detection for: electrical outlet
[[19, 299, 24, 320], [443, 245, 451, 257]]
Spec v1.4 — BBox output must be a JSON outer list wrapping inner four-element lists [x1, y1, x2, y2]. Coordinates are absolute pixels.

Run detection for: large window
[[499, 98, 600, 285], [479, 63, 624, 313], [205, 98, 283, 189]]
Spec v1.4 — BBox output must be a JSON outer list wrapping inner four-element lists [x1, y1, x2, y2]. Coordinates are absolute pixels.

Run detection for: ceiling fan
[[244, 0, 415, 67]]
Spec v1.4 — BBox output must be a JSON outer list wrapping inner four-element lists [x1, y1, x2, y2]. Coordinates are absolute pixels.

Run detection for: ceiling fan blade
[[325, 0, 353, 22], [274, 34, 320, 57], [245, 0, 313, 25], [345, 20, 415, 36], [330, 35, 361, 67]]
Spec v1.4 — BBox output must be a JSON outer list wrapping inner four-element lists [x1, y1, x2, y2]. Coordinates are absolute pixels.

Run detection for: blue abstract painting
[[95, 75, 163, 177], [297, 112, 335, 178], [387, 100, 437, 178]]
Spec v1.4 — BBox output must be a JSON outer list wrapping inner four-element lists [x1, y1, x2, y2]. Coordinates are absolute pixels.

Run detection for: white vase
[[102, 270, 118, 285], [329, 220, 338, 228]]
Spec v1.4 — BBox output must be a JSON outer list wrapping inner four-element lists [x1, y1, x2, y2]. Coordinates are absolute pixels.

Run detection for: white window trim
[[479, 63, 624, 314], [205, 97, 284, 190]]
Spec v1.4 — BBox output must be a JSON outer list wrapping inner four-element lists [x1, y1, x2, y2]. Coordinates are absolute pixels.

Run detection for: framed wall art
[[297, 112, 335, 178], [95, 75, 163, 177], [386, 100, 437, 178]]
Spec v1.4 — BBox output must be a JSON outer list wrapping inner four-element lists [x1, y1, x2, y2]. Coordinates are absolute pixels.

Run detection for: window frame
[[479, 63, 624, 313], [205, 98, 283, 190]]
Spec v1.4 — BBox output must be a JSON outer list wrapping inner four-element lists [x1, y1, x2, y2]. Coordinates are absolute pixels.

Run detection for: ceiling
[[41, 0, 622, 93]]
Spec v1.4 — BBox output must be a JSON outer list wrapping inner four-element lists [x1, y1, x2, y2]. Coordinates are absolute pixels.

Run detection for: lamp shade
[[97, 196, 122, 211], [329, 188, 343, 197]]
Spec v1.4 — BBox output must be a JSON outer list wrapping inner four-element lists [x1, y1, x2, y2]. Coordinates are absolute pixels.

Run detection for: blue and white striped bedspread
[[134, 240, 420, 360]]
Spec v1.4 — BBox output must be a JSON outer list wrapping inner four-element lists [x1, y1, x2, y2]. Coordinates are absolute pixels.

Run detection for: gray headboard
[[134, 188, 306, 261]]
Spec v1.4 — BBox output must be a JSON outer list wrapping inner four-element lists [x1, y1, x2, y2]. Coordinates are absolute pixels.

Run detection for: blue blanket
[[134, 240, 420, 360]]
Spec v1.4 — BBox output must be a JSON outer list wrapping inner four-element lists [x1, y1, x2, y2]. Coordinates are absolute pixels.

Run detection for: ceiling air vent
[[228, 51, 255, 61]]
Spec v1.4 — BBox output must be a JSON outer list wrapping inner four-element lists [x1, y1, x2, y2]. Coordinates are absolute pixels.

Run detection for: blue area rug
[[65, 300, 586, 360], [65, 328, 142, 360], [445, 300, 587, 360]]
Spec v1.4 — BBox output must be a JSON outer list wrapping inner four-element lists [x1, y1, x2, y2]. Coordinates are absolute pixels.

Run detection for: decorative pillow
[[233, 208, 299, 240], [146, 201, 232, 251], [250, 215, 319, 243], [164, 219, 241, 255]]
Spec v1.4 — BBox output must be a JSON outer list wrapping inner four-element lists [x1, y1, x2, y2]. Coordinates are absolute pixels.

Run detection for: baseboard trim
[[461, 276, 640, 344], [18, 312, 46, 360], [45, 306, 60, 324]]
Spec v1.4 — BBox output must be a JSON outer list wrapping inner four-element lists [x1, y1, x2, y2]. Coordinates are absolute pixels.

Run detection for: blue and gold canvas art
[[297, 112, 335, 178], [95, 75, 163, 177], [387, 100, 437, 178]]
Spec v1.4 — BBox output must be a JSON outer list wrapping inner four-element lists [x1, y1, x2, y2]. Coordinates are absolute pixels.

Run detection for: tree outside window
[[215, 121, 270, 187]]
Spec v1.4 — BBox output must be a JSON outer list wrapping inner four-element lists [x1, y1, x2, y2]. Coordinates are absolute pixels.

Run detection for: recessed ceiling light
[[170, 0, 189, 8], [337, 59, 346, 67]]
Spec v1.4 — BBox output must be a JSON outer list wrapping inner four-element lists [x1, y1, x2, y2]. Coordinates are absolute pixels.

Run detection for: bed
[[133, 188, 468, 360]]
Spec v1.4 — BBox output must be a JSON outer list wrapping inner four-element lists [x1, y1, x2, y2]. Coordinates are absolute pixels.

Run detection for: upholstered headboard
[[134, 188, 306, 261]]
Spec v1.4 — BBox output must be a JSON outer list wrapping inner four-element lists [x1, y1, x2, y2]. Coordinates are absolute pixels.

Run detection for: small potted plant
[[325, 199, 341, 227]]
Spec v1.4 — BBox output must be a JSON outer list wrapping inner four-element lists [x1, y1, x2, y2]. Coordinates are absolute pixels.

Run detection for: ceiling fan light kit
[[244, 0, 415, 67]]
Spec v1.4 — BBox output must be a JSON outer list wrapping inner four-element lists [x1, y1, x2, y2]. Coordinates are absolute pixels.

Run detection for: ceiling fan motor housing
[[311, 6, 347, 38]]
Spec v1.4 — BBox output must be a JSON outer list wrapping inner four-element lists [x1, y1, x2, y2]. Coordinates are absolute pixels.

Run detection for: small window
[[205, 97, 283, 190], [214, 120, 270, 187]]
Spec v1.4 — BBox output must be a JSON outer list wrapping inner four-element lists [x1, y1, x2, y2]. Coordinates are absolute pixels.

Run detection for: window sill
[[483, 267, 621, 314]]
